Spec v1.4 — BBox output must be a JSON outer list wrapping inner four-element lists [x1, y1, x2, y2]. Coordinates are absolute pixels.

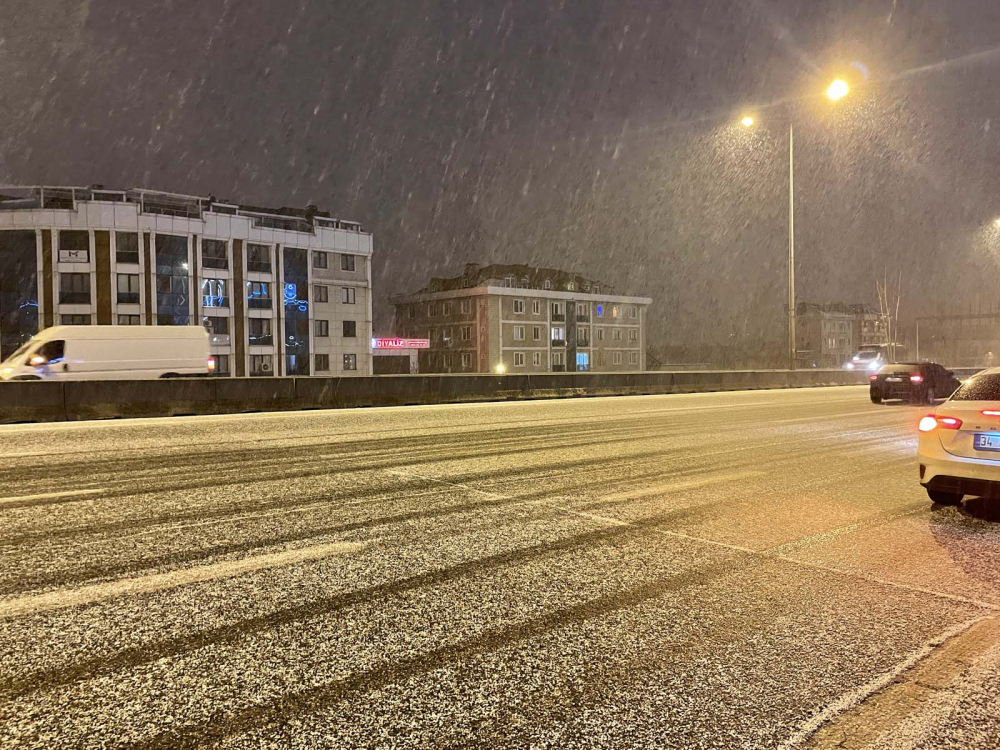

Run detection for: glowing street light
[[826, 78, 849, 101], [495, 363, 506, 374], [737, 76, 853, 369]]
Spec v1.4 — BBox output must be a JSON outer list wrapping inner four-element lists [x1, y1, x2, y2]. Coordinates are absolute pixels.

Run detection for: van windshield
[[0, 341, 35, 366]]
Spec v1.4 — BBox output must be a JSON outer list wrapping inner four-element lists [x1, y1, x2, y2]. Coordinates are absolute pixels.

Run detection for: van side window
[[36, 340, 65, 364]]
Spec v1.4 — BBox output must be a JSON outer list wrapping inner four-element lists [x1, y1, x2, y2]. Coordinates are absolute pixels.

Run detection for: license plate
[[974, 433, 1000, 451], [885, 377, 902, 382]]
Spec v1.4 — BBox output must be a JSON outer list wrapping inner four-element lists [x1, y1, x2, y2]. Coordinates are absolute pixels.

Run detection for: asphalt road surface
[[2, 386, 1000, 749]]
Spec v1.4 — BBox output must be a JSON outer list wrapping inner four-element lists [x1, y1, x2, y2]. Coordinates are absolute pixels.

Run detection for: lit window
[[343, 353, 357, 371]]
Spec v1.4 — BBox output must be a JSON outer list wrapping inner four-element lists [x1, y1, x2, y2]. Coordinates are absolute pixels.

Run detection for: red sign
[[372, 338, 430, 349]]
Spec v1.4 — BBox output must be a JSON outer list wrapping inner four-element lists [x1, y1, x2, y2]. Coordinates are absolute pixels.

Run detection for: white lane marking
[[0, 541, 363, 619], [596, 471, 764, 503], [0, 488, 106, 506], [776, 615, 993, 750]]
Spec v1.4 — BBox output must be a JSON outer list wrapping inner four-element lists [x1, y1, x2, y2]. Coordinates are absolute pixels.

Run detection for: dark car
[[870, 362, 961, 404]]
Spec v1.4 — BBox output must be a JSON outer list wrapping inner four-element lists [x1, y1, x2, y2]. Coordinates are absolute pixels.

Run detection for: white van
[[0, 325, 213, 381]]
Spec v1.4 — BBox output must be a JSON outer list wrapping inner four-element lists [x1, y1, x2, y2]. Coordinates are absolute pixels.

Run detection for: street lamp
[[739, 78, 851, 370]]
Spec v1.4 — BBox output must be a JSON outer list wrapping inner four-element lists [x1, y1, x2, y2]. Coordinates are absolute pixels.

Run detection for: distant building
[[849, 304, 887, 350], [796, 302, 858, 367], [0, 185, 373, 376], [391, 263, 652, 373]]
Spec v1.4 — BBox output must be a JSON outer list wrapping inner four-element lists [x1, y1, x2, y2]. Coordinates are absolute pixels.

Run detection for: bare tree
[[875, 269, 903, 362]]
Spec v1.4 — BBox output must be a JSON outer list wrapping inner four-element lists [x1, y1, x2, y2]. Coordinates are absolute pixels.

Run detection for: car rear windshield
[[950, 374, 1000, 401]]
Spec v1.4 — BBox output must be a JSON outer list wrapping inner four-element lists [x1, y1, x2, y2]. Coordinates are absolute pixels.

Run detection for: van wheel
[[160, 373, 180, 379], [926, 488, 962, 506]]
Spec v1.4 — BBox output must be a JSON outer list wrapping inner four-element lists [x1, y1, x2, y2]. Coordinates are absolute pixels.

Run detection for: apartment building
[[0, 186, 372, 376], [391, 264, 651, 373]]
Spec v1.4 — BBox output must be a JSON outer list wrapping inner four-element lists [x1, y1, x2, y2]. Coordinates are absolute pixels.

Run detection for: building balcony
[[117, 293, 140, 305], [576, 314, 590, 323], [551, 339, 566, 347], [59, 292, 91, 305], [247, 261, 272, 273], [551, 313, 565, 322], [203, 257, 228, 270]]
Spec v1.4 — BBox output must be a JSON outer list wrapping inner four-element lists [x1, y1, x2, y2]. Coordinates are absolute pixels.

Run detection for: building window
[[577, 329, 589, 346], [543, 280, 552, 290], [202, 239, 228, 270], [612, 329, 622, 341], [532, 300, 541, 315], [343, 320, 357, 338], [315, 353, 330, 372], [460, 325, 471, 341], [514, 325, 525, 341], [514, 352, 525, 367], [513, 299, 525, 314], [313, 251, 329, 269], [341, 254, 356, 272], [428, 303, 437, 317], [442, 328, 452, 342], [532, 351, 542, 367], [59, 273, 90, 304], [532, 326, 541, 341], [342, 287, 356, 304], [613, 351, 623, 365], [551, 302, 564, 320], [461, 352, 472, 368], [250, 354, 274, 376], [247, 281, 271, 309], [314, 285, 329, 303], [115, 232, 140, 265], [629, 352, 639, 365], [629, 306, 638, 319], [202, 316, 229, 335], [551, 326, 565, 342], [442, 301, 452, 315], [408, 305, 415, 319], [59, 230, 90, 264], [60, 314, 90, 325], [213, 354, 231, 376], [567, 281, 576, 291], [442, 353, 452, 369], [596, 304, 604, 318], [247, 243, 271, 273], [552, 351, 565, 366], [202, 278, 229, 308], [116, 273, 140, 304], [598, 328, 605, 341], [612, 305, 621, 318], [315, 319, 329, 337], [249, 317, 273, 346], [460, 299, 471, 315], [576, 352, 589, 371], [504, 275, 515, 288], [629, 329, 638, 342], [343, 353, 357, 371], [118, 314, 141, 326]]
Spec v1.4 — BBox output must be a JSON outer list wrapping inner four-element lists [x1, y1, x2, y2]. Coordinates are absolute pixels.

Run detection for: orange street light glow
[[740, 116, 754, 127], [826, 79, 849, 101]]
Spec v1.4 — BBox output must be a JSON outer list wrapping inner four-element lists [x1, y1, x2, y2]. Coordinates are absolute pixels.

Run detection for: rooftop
[[0, 185, 364, 234], [417, 263, 614, 295]]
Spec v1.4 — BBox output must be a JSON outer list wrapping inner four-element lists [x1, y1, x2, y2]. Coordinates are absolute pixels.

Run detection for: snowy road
[[2, 387, 1000, 748]]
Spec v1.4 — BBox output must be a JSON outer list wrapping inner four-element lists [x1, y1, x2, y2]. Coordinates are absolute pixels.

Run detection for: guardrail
[[1, 368, 962, 425]]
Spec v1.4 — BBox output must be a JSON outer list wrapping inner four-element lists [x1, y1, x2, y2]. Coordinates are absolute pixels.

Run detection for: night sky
[[3, 1, 1000, 353]]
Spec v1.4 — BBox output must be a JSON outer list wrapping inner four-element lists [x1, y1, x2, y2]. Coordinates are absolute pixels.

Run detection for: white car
[[918, 367, 1000, 505]]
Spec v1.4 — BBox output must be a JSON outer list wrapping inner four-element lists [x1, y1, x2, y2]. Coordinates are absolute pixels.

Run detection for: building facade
[[391, 264, 651, 373], [796, 303, 856, 368], [0, 186, 373, 376]]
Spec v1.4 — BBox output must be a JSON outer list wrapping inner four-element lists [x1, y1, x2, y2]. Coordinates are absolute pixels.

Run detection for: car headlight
[[0, 367, 13, 380], [845, 362, 854, 370], [868, 361, 880, 371]]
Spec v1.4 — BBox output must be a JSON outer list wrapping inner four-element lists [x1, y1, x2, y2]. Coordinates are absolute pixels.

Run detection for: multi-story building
[[0, 186, 372, 376], [796, 302, 862, 367], [391, 264, 651, 373], [849, 304, 887, 350]]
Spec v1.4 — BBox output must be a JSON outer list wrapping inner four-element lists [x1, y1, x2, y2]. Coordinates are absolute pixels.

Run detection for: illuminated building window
[[343, 353, 357, 371]]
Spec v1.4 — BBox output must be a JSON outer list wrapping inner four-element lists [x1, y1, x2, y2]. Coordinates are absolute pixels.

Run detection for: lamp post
[[740, 78, 849, 370]]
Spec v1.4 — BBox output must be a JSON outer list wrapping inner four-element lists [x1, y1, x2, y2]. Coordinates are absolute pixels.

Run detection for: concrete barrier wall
[[0, 368, 975, 424]]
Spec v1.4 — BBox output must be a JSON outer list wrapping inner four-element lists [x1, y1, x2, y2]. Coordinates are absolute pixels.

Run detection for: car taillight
[[982, 410, 1000, 417], [910, 374, 923, 383], [919, 414, 962, 432], [869, 374, 878, 381], [207, 357, 216, 372]]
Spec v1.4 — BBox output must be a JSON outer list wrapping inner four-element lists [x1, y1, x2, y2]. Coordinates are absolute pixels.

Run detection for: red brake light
[[919, 415, 962, 432], [869, 374, 878, 381], [910, 374, 923, 383], [982, 410, 1000, 417]]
